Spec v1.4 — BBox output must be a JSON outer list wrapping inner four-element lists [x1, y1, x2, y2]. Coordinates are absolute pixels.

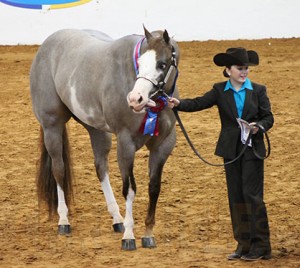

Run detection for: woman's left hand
[[249, 122, 259, 134], [168, 97, 180, 109]]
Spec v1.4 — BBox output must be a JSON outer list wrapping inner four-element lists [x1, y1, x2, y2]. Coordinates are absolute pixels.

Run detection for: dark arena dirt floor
[[0, 37, 299, 267]]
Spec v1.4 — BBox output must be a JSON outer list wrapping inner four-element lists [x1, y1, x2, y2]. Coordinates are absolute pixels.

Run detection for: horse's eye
[[157, 62, 167, 70]]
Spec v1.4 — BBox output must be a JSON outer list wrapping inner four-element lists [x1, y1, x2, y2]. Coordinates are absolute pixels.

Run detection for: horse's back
[[30, 29, 106, 123], [82, 29, 114, 42], [32, 29, 113, 67], [30, 29, 138, 131]]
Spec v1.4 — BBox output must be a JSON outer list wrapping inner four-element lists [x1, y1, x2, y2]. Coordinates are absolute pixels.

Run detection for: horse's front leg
[[117, 135, 137, 250], [142, 128, 176, 248]]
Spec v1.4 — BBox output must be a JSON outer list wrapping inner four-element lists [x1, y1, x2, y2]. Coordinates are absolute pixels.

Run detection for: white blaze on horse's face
[[127, 50, 161, 113]]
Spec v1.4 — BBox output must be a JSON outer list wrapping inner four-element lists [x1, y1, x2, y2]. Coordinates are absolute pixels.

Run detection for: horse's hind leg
[[84, 125, 124, 232], [31, 53, 73, 235], [39, 120, 73, 235]]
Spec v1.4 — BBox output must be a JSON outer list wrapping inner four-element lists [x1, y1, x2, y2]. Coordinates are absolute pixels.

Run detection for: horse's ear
[[163, 29, 170, 44], [143, 25, 153, 40]]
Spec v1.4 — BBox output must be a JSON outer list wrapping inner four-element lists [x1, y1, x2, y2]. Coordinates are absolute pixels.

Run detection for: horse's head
[[127, 26, 180, 113]]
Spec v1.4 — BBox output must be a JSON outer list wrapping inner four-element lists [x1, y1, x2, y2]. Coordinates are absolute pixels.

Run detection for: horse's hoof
[[113, 223, 124, 233], [58, 224, 71, 235], [121, 239, 137, 250], [141, 237, 156, 248]]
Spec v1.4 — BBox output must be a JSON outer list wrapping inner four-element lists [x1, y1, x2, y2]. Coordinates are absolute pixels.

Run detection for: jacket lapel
[[224, 90, 239, 118], [242, 89, 253, 119]]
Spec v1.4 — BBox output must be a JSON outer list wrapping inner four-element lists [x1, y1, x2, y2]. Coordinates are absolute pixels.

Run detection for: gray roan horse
[[30, 26, 180, 250]]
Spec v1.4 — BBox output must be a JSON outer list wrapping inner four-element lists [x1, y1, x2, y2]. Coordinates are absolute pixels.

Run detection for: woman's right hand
[[168, 97, 180, 108]]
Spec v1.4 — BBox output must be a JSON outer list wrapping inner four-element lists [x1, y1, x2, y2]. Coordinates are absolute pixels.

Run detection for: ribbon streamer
[[139, 96, 168, 136]]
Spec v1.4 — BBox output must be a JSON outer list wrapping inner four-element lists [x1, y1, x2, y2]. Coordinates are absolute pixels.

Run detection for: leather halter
[[148, 45, 178, 99], [133, 37, 178, 136], [133, 37, 178, 99]]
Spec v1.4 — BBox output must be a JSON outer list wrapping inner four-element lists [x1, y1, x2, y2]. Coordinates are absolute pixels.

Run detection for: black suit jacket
[[176, 81, 274, 160]]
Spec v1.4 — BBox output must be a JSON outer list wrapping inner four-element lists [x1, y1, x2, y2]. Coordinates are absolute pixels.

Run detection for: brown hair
[[223, 66, 231, 77]]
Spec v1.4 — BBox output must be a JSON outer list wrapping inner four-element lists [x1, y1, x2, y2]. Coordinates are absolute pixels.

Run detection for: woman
[[169, 47, 273, 261]]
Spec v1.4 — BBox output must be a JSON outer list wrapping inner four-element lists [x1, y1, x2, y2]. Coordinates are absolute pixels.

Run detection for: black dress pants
[[224, 147, 271, 254]]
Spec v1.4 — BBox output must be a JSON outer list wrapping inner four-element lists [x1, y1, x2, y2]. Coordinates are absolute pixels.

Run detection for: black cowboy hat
[[213, 47, 259, 67]]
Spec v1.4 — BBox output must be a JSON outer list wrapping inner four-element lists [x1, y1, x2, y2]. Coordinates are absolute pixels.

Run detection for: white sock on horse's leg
[[122, 187, 135, 240], [57, 184, 70, 226], [101, 173, 123, 225]]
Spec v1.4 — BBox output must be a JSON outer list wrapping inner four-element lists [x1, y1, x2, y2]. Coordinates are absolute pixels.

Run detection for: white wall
[[0, 0, 299, 45]]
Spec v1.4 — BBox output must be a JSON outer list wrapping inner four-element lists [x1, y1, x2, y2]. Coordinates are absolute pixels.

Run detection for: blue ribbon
[[141, 96, 168, 136], [143, 110, 158, 136]]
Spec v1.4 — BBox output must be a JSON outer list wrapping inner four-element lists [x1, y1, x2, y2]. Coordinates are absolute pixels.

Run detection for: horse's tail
[[36, 126, 73, 216]]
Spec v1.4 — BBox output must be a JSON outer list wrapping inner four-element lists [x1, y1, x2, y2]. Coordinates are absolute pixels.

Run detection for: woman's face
[[227, 65, 249, 84]]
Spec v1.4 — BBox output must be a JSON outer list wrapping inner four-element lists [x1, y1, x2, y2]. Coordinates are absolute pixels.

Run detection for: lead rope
[[252, 123, 271, 159], [173, 109, 270, 166]]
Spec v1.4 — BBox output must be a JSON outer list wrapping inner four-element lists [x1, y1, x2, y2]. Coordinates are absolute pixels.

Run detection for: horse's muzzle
[[127, 92, 155, 113]]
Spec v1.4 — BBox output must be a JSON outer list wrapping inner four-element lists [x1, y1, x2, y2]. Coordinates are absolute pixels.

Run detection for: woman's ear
[[226, 67, 231, 76]]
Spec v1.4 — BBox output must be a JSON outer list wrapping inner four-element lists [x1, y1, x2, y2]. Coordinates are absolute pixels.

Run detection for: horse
[[30, 26, 180, 250]]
